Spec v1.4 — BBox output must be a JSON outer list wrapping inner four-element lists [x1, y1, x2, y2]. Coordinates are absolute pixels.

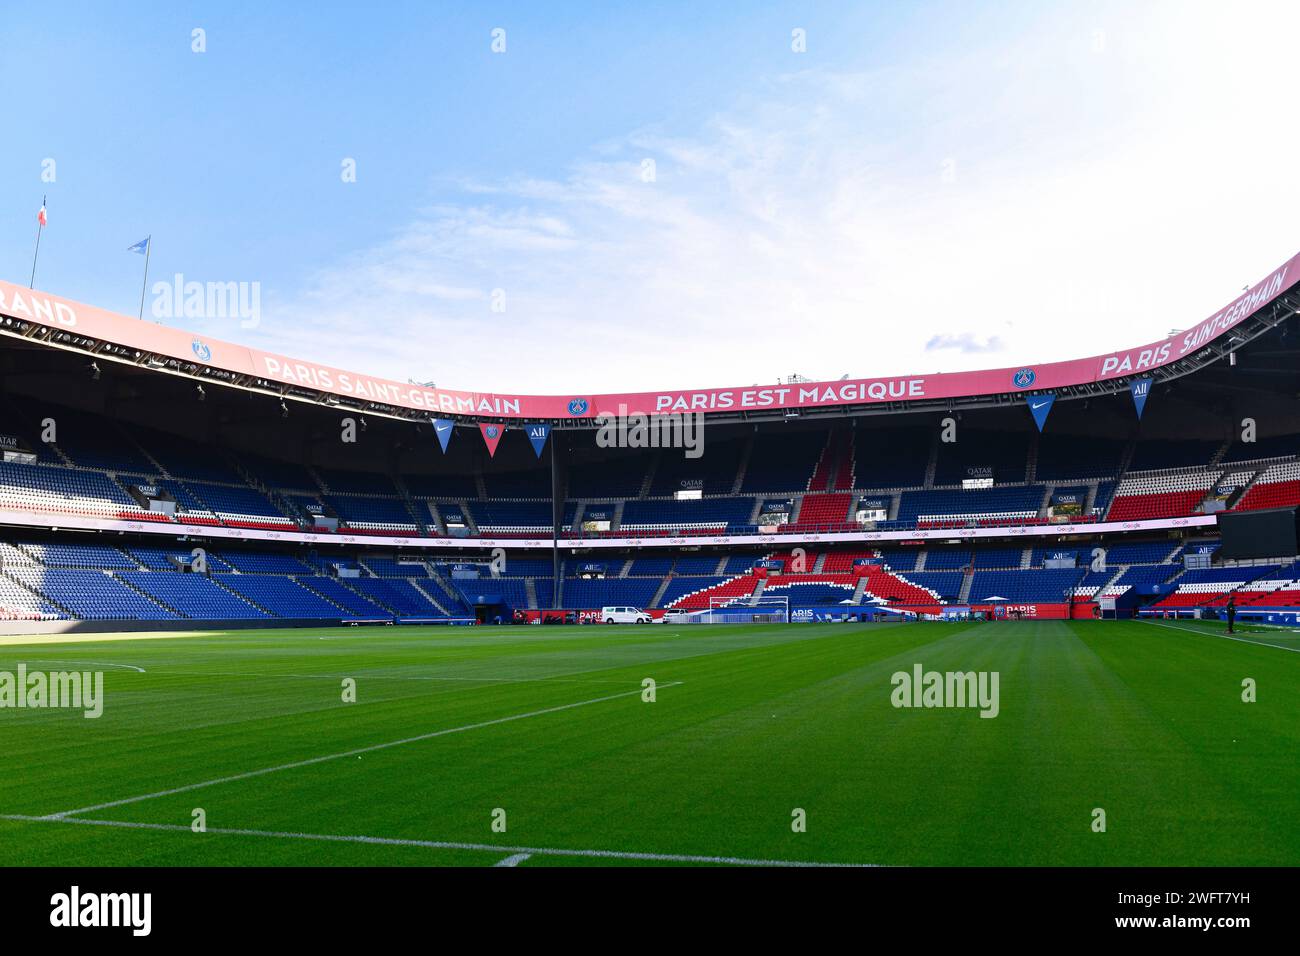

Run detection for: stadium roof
[[2, 250, 1299, 427]]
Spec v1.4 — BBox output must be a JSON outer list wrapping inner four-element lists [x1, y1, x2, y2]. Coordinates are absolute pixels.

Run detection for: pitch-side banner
[[2, 249, 1297, 420]]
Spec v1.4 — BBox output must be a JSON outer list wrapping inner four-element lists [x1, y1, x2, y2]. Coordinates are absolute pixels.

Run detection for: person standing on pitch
[[1226, 595, 1237, 634]]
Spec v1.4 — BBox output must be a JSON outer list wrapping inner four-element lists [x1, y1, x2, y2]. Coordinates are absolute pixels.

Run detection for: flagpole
[[137, 237, 152, 320], [29, 196, 45, 289]]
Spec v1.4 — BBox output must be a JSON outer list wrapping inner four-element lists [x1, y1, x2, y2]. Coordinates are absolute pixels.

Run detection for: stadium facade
[[1, 250, 1299, 633]]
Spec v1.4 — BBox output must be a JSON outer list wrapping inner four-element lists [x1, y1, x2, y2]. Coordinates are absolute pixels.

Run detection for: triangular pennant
[[479, 422, 504, 458], [1027, 393, 1055, 432], [1130, 377, 1151, 421], [433, 418, 455, 453], [525, 422, 551, 458]]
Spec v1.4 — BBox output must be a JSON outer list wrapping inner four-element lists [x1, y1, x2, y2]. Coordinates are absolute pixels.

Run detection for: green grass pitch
[[1, 618, 1297, 866]]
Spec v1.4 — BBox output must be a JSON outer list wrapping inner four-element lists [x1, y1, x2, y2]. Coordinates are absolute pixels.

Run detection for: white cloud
[[246, 0, 1300, 395]]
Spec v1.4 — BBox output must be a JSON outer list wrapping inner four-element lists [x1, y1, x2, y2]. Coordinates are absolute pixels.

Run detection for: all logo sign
[[1130, 377, 1152, 420], [525, 422, 551, 458]]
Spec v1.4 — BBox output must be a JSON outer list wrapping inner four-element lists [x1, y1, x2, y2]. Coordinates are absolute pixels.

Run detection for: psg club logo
[[1012, 368, 1036, 389], [191, 339, 212, 362], [485, 426, 499, 439], [567, 398, 589, 416]]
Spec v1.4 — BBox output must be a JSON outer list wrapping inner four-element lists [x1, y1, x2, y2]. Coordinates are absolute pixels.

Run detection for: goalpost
[[706, 594, 789, 624]]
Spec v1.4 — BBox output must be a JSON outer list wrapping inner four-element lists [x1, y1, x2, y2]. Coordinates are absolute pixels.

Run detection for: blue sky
[[4, 1, 1300, 393]]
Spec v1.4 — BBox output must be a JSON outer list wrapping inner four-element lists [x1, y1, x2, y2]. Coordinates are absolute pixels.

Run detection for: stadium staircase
[[409, 579, 450, 615], [391, 476, 431, 535], [731, 435, 754, 494]]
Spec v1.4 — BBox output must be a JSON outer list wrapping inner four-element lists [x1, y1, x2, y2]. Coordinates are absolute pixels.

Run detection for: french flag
[[37, 200, 47, 227]]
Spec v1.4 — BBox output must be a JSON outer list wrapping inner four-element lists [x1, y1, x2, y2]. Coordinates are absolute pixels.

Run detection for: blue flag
[[1027, 393, 1055, 432], [525, 422, 551, 458], [1130, 377, 1151, 420], [433, 418, 455, 452], [127, 237, 150, 255]]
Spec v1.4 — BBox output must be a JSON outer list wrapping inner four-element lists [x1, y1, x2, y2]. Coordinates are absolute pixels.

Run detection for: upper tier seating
[[1128, 439, 1225, 471], [0, 462, 162, 521], [897, 486, 1044, 527], [649, 440, 743, 496], [184, 481, 296, 529], [1220, 434, 1300, 464], [135, 431, 244, 484], [480, 469, 550, 499], [790, 493, 854, 530], [741, 431, 825, 494], [1233, 461, 1300, 512], [1106, 467, 1218, 522], [853, 427, 931, 489], [934, 429, 1032, 485], [620, 497, 754, 533], [402, 472, 479, 499], [51, 413, 154, 472], [1035, 433, 1126, 481], [325, 495, 419, 533], [468, 500, 552, 534], [567, 457, 649, 498], [317, 468, 401, 496]]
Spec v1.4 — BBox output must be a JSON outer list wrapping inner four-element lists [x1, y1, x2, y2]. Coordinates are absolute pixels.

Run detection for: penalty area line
[[1143, 619, 1300, 653], [40, 682, 683, 821], [0, 814, 873, 867]]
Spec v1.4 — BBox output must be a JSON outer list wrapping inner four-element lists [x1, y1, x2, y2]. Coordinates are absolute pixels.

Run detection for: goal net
[[706, 595, 789, 624]]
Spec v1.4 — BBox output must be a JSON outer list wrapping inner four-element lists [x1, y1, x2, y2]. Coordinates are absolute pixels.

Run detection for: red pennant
[[478, 422, 504, 457]]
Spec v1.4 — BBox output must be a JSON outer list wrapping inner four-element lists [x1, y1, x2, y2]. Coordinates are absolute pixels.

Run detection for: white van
[[601, 606, 650, 624]]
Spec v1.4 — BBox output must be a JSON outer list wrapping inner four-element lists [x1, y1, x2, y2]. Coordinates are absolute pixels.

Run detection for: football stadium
[[0, 252, 1298, 872], [3, 9, 1299, 935]]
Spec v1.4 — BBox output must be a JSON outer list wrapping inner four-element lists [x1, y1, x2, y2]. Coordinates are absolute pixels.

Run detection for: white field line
[[42, 682, 682, 820], [0, 631, 222, 648], [155, 670, 638, 687], [13, 659, 146, 672], [0, 814, 872, 867], [1143, 619, 1300, 654], [494, 853, 532, 867]]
